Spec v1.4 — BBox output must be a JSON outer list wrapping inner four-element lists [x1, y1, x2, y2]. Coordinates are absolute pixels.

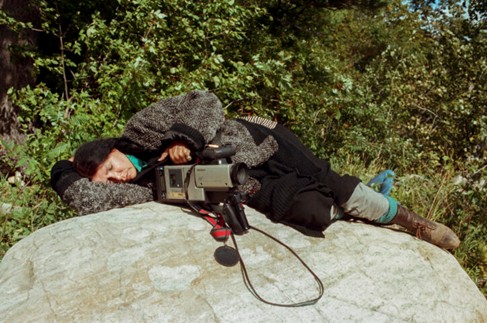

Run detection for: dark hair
[[73, 138, 119, 178]]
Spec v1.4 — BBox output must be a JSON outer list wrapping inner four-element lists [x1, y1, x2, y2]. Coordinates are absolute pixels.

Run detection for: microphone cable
[[229, 225, 324, 307]]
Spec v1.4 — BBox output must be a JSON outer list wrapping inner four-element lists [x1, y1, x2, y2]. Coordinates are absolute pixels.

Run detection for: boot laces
[[413, 220, 436, 239]]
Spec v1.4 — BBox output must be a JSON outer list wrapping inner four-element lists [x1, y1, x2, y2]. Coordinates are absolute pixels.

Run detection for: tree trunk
[[0, 0, 39, 143]]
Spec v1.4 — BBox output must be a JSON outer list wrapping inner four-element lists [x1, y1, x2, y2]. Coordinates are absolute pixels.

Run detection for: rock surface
[[0, 202, 486, 322]]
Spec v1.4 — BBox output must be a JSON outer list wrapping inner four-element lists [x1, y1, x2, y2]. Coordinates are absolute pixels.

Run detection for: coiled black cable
[[230, 226, 324, 307]]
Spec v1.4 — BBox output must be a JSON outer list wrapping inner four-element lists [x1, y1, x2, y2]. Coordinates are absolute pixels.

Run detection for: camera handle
[[221, 190, 250, 235]]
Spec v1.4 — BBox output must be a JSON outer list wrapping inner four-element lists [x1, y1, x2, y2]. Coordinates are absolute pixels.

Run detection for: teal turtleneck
[[126, 154, 148, 172]]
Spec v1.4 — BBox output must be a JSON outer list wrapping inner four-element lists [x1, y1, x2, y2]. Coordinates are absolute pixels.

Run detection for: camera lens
[[231, 163, 248, 185]]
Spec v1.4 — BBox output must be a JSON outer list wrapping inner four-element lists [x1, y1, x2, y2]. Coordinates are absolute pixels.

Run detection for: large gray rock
[[0, 202, 486, 322]]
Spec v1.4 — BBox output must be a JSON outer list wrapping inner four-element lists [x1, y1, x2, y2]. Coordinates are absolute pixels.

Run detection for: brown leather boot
[[391, 205, 460, 250]]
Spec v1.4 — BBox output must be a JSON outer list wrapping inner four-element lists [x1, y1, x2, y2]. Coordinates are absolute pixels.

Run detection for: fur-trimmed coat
[[51, 90, 360, 232]]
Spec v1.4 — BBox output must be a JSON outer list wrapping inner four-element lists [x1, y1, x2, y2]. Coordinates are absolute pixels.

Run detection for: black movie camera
[[155, 143, 250, 235]]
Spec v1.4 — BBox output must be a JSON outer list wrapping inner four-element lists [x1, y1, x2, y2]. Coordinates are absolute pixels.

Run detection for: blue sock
[[367, 169, 395, 196], [374, 195, 398, 224], [367, 170, 398, 224]]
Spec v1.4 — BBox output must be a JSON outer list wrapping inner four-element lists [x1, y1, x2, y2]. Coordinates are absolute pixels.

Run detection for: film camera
[[155, 144, 250, 235]]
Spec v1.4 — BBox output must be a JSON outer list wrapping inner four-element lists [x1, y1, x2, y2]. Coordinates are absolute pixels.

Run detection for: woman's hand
[[158, 140, 192, 164]]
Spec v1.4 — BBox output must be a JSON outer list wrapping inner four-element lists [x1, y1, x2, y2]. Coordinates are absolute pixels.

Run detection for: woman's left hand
[[158, 141, 192, 164]]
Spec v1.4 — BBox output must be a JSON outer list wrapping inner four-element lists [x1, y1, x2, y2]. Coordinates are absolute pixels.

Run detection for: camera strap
[[210, 129, 223, 146], [197, 208, 233, 242]]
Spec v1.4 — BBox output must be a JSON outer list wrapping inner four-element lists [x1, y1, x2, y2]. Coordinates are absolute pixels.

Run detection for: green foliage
[[1, 0, 485, 295], [0, 179, 75, 258], [447, 168, 487, 296]]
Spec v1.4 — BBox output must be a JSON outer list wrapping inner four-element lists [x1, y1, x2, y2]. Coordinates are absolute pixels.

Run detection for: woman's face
[[91, 149, 137, 183]]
